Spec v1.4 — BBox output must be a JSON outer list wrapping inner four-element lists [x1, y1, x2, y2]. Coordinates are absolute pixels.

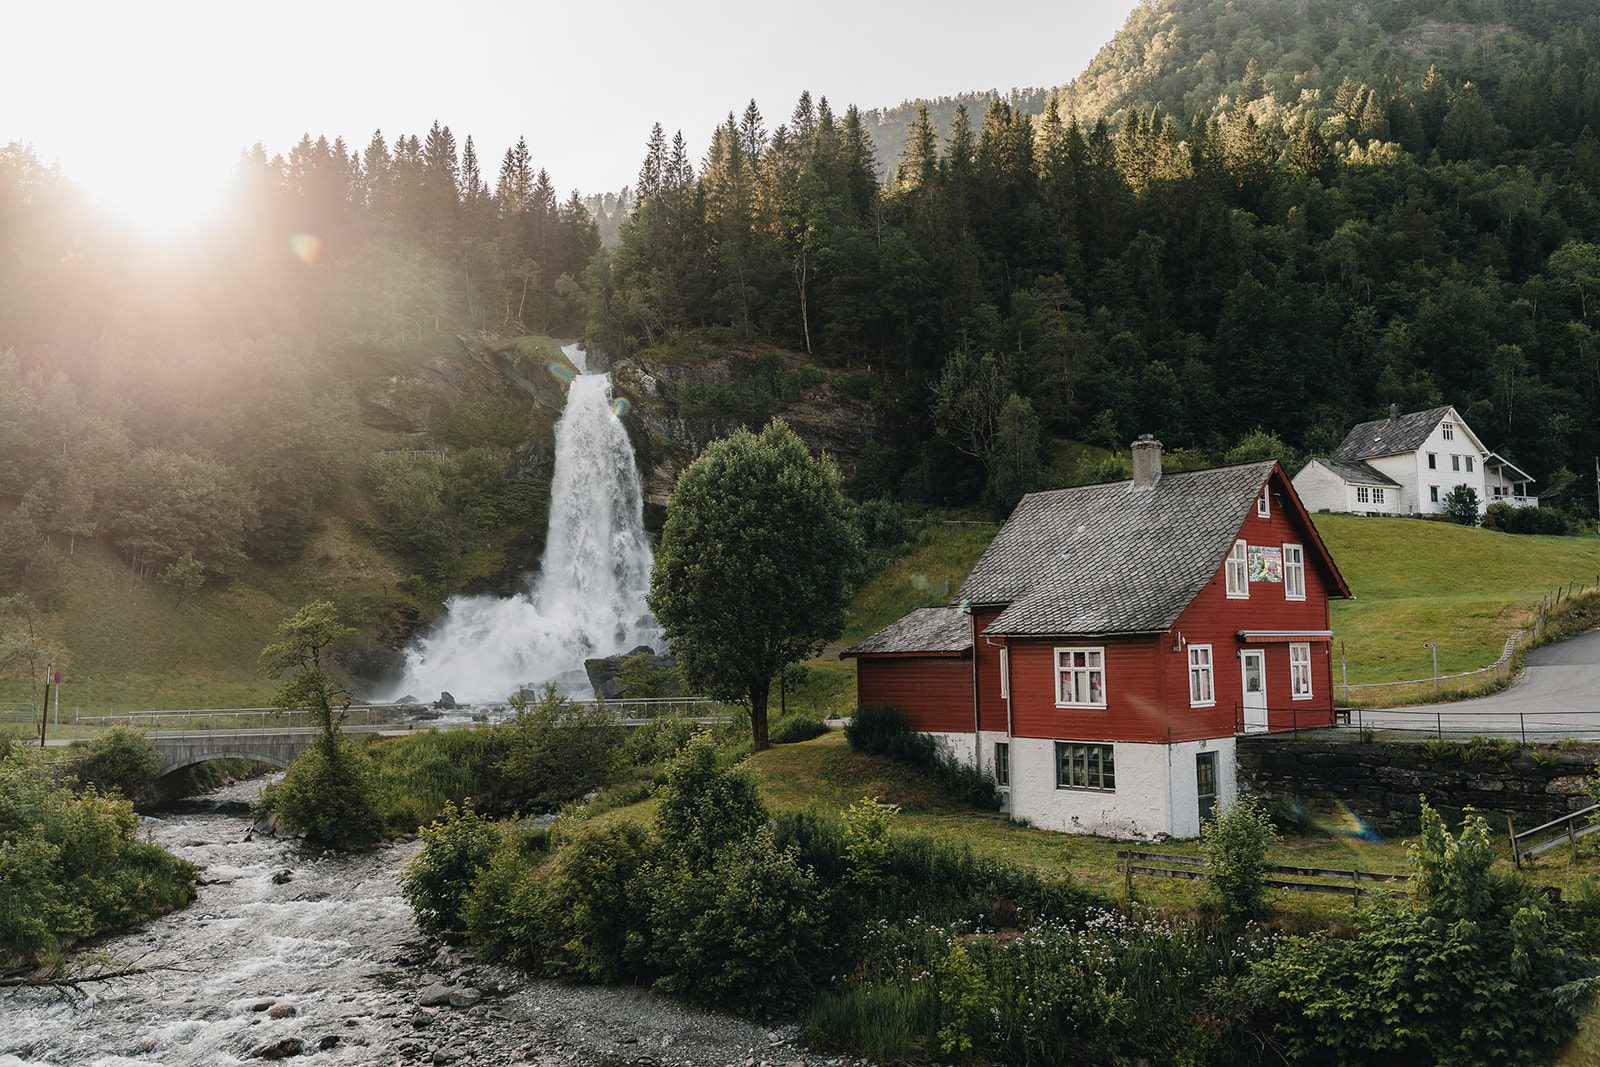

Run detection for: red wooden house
[[843, 438, 1351, 838]]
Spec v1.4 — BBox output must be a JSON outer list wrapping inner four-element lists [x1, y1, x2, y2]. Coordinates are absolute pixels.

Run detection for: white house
[[1293, 405, 1536, 517]]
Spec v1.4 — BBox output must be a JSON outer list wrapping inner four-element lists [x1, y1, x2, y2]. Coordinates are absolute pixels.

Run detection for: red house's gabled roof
[[959, 460, 1349, 638], [839, 606, 971, 658]]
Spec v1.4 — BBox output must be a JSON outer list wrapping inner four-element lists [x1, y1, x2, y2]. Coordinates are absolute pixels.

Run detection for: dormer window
[[1442, 421, 1454, 441], [1256, 487, 1270, 518]]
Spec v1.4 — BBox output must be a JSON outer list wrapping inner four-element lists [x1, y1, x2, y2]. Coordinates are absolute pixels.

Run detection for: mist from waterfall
[[389, 343, 659, 704]]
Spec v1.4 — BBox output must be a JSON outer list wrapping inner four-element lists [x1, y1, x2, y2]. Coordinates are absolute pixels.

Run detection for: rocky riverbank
[[0, 778, 867, 1067]]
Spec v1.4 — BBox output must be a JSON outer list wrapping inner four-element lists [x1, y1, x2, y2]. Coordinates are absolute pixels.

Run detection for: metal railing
[[74, 705, 401, 730], [1336, 705, 1600, 742], [1232, 704, 1342, 738], [1509, 804, 1600, 867]]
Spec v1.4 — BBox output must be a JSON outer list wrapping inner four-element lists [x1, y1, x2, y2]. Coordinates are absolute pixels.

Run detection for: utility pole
[[38, 661, 51, 748]]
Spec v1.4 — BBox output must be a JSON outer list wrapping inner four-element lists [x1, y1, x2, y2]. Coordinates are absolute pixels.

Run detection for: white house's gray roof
[[842, 606, 971, 656], [1332, 406, 1452, 461], [960, 462, 1279, 637], [1311, 456, 1400, 487]]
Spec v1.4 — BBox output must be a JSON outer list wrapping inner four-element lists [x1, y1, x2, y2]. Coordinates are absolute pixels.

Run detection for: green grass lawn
[[11, 516, 412, 715], [1315, 514, 1600, 683]]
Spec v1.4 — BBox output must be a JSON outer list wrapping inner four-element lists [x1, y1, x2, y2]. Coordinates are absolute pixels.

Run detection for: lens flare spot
[[289, 233, 322, 264], [546, 361, 577, 384], [911, 573, 930, 591], [610, 397, 632, 417], [959, 598, 971, 613]]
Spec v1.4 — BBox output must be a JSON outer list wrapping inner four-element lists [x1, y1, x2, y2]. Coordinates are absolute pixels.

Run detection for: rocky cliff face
[[610, 345, 878, 515]]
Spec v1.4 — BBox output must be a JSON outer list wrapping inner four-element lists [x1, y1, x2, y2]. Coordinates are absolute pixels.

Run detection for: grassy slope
[[1316, 515, 1600, 682], [23, 516, 411, 713]]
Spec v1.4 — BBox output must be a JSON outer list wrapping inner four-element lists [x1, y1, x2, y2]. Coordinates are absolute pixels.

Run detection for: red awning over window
[[1237, 631, 1334, 644]]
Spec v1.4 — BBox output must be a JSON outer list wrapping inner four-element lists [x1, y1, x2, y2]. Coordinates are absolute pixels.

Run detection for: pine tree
[[895, 103, 938, 192]]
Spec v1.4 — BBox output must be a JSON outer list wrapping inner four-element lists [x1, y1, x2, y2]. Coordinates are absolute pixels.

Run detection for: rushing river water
[[0, 779, 840, 1067]]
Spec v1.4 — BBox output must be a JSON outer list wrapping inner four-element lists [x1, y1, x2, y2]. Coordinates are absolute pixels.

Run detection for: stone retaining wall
[[1236, 731, 1599, 834]]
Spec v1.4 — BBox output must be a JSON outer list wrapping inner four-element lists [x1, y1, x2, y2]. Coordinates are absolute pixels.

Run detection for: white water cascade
[[390, 343, 660, 703]]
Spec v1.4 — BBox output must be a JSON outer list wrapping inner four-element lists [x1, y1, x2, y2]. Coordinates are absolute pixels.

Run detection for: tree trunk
[[750, 681, 771, 751]]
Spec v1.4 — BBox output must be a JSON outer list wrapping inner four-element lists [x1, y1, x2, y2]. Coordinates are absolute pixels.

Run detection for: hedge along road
[[1357, 630, 1600, 741]]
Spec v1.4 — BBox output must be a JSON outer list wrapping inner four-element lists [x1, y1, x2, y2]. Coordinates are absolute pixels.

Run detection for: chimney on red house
[[1131, 434, 1163, 489]]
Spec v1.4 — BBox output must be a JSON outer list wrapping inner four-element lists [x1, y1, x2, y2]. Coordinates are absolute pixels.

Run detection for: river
[[0, 779, 850, 1067]]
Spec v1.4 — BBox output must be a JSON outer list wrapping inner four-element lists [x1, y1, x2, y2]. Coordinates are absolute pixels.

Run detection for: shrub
[[654, 732, 767, 869], [1442, 484, 1481, 525], [1200, 796, 1279, 922], [263, 738, 383, 848], [458, 824, 551, 968], [1249, 801, 1597, 1066], [402, 801, 500, 939], [533, 821, 660, 982], [845, 706, 999, 810], [497, 684, 625, 813], [646, 825, 821, 1017], [74, 726, 160, 796], [769, 712, 828, 745], [0, 750, 196, 964], [1485, 502, 1570, 535], [623, 716, 705, 767]]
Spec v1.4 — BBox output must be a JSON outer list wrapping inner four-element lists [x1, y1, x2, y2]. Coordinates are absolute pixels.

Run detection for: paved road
[[1359, 630, 1600, 740]]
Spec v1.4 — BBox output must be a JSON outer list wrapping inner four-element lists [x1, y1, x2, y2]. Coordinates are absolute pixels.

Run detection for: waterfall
[[389, 344, 659, 704]]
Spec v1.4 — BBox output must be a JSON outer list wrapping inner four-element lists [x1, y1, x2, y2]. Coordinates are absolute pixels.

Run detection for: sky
[[6, 0, 1137, 234]]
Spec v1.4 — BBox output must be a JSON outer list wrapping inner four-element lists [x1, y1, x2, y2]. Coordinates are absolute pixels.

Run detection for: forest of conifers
[[5, 0, 1600, 604]]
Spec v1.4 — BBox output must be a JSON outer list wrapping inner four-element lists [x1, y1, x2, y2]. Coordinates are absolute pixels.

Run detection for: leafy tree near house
[[649, 419, 862, 750], [1442, 484, 1481, 526]]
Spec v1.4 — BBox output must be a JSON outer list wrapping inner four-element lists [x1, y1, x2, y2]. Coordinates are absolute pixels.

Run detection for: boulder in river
[[446, 987, 482, 1008], [583, 646, 681, 700], [249, 1037, 303, 1060], [435, 692, 459, 711]]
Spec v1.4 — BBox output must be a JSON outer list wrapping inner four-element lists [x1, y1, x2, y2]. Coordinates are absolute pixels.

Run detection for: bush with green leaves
[[645, 824, 821, 1017], [622, 716, 704, 767], [402, 801, 500, 939], [262, 738, 383, 849], [807, 909, 1265, 1065], [1200, 796, 1279, 922], [1249, 801, 1597, 1066], [844, 706, 998, 810], [497, 684, 625, 813], [457, 822, 552, 968], [0, 748, 196, 964], [769, 712, 828, 745], [74, 725, 160, 796], [653, 732, 767, 870]]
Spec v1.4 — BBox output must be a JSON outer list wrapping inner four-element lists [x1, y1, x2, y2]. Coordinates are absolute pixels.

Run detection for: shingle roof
[[1309, 457, 1400, 487], [1332, 406, 1451, 461], [842, 606, 972, 656], [959, 462, 1278, 637]]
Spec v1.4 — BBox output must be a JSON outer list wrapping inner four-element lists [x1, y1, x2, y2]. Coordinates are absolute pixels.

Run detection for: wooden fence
[[1115, 850, 1410, 903]]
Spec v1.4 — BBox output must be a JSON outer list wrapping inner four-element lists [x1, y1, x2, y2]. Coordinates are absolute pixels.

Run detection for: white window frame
[[1466, 455, 1474, 473], [1451, 454, 1460, 472], [998, 647, 1010, 700], [1372, 487, 1385, 504], [1054, 646, 1107, 709], [1443, 421, 1455, 440], [1356, 486, 1370, 504], [1290, 642, 1314, 700], [1283, 543, 1306, 601], [1427, 452, 1437, 469], [1055, 741, 1116, 792], [994, 742, 1010, 787], [1256, 488, 1270, 518], [1429, 485, 1440, 503], [1187, 644, 1215, 708], [1225, 540, 1249, 599]]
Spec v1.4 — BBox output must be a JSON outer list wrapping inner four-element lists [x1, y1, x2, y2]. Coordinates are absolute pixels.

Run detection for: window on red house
[[1055, 648, 1106, 707], [1188, 644, 1214, 707], [1290, 643, 1313, 700]]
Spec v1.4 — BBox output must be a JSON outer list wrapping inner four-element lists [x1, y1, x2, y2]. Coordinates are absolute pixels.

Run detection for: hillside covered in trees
[[601, 0, 1600, 510], [6, 0, 1600, 703]]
